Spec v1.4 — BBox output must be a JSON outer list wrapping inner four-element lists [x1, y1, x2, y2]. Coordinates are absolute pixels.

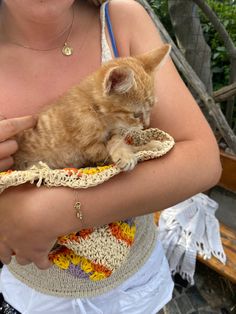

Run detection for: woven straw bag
[[0, 128, 174, 281]]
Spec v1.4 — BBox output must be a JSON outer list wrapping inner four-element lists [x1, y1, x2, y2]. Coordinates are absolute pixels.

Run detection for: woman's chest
[[0, 43, 101, 119], [0, 77, 65, 118]]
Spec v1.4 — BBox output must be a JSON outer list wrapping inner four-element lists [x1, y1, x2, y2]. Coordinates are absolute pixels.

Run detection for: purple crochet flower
[[123, 218, 135, 227], [67, 263, 91, 279]]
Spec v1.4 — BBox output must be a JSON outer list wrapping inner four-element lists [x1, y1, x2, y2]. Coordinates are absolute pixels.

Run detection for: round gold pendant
[[62, 43, 73, 56]]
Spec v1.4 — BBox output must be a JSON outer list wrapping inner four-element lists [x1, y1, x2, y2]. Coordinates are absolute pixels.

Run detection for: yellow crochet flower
[[80, 257, 94, 273], [130, 226, 136, 238], [52, 255, 70, 270], [0, 170, 13, 176], [90, 272, 107, 281], [79, 165, 112, 175], [117, 222, 136, 240], [68, 251, 82, 266]]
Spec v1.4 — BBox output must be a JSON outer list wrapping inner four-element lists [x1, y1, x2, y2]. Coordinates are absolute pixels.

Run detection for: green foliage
[[147, 0, 173, 37], [200, 0, 236, 128], [148, 0, 236, 128], [148, 0, 236, 90], [201, 0, 236, 90]]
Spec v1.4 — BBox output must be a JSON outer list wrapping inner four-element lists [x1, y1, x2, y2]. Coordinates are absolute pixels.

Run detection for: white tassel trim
[[157, 193, 226, 285]]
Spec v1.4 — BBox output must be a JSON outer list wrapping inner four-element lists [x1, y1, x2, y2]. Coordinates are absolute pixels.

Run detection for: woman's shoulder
[[108, 0, 146, 13], [107, 0, 150, 29], [106, 0, 163, 55]]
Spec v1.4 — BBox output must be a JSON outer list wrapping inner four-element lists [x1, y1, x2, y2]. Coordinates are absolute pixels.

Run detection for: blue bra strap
[[105, 2, 119, 58]]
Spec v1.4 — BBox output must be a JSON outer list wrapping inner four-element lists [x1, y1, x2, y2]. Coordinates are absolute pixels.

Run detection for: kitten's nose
[[139, 113, 148, 129], [143, 115, 150, 129]]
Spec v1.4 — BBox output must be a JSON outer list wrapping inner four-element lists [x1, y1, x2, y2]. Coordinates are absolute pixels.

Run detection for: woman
[[0, 0, 221, 313]]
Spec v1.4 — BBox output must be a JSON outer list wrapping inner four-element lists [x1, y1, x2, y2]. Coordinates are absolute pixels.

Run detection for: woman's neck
[[0, 2, 75, 50]]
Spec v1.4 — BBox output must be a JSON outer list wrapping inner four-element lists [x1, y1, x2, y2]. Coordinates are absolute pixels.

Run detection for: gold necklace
[[4, 8, 75, 57]]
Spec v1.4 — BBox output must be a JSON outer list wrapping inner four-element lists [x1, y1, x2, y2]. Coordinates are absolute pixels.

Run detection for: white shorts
[[0, 240, 174, 314]]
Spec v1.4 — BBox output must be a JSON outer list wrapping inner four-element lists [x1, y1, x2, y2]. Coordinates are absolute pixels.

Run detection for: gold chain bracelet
[[74, 200, 83, 220], [74, 191, 83, 228]]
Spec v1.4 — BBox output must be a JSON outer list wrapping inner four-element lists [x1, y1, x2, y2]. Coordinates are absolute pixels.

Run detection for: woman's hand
[[0, 184, 76, 269], [0, 115, 36, 171]]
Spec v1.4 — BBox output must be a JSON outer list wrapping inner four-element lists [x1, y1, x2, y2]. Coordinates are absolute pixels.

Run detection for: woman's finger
[[0, 242, 14, 265], [0, 114, 6, 121], [0, 140, 18, 159], [32, 254, 52, 270], [15, 256, 32, 266], [0, 116, 36, 142], [0, 157, 14, 171]]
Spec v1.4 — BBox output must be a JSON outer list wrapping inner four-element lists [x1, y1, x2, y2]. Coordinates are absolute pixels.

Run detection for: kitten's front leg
[[107, 135, 138, 171]]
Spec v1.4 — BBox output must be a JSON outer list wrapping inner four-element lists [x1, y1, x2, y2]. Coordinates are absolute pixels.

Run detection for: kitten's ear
[[103, 66, 136, 95], [137, 44, 171, 73]]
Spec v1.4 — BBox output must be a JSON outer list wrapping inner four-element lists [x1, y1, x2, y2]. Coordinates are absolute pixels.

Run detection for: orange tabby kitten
[[14, 45, 171, 171]]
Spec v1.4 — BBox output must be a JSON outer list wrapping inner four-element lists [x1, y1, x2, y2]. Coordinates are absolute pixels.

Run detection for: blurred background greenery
[[147, 0, 236, 131], [148, 0, 236, 90]]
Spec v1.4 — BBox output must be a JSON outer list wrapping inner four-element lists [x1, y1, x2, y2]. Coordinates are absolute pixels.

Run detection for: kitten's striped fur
[[14, 45, 170, 171]]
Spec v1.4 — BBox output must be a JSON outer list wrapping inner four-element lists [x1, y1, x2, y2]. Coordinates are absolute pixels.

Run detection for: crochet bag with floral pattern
[[0, 128, 174, 281]]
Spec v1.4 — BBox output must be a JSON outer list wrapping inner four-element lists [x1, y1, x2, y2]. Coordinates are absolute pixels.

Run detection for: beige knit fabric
[[0, 128, 174, 193], [8, 214, 157, 298]]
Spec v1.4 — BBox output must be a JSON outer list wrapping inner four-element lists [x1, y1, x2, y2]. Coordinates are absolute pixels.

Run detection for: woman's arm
[[77, 0, 222, 223], [0, 1, 222, 268]]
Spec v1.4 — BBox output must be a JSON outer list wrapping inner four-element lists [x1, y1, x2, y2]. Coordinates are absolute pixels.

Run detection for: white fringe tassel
[[157, 193, 226, 285]]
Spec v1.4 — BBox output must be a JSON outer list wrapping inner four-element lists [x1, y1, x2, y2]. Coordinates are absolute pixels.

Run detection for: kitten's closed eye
[[133, 112, 146, 127], [133, 112, 143, 119]]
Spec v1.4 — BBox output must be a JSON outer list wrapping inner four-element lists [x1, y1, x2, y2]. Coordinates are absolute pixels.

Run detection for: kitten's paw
[[147, 140, 166, 151], [135, 140, 164, 152], [113, 153, 138, 171]]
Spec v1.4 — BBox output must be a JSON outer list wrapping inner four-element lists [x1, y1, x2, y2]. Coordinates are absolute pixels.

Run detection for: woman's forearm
[[58, 139, 222, 233], [0, 138, 221, 268]]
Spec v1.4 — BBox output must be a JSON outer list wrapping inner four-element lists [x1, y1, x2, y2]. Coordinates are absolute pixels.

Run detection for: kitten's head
[[93, 44, 171, 130]]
